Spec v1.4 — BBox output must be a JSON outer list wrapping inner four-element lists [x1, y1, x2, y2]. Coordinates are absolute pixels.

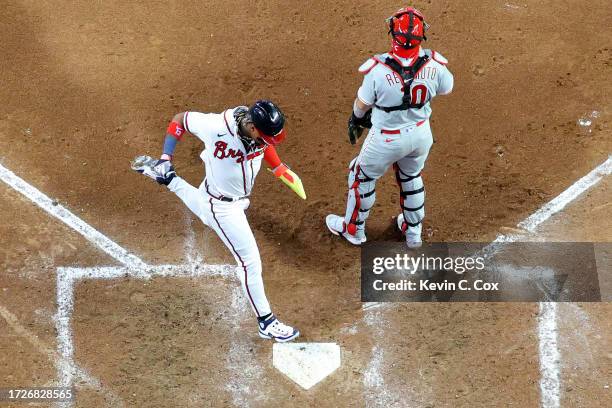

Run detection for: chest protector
[[375, 55, 430, 112]]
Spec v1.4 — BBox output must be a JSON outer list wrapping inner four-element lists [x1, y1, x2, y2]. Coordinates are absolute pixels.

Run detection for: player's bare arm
[[354, 97, 372, 115], [348, 98, 373, 145]]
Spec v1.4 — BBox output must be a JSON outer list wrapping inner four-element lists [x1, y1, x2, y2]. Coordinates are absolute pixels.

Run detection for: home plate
[[272, 343, 341, 390]]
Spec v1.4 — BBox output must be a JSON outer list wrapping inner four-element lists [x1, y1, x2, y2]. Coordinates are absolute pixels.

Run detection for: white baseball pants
[[168, 177, 272, 318], [344, 120, 433, 237]]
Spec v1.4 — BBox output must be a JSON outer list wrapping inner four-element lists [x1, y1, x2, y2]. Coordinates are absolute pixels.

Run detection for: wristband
[[166, 121, 185, 141]]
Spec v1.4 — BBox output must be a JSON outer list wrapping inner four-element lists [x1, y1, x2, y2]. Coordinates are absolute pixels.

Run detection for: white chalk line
[[362, 155, 611, 408], [514, 155, 611, 235], [52, 213, 236, 406], [362, 310, 394, 408], [0, 304, 124, 408], [3, 152, 608, 406], [538, 302, 561, 408], [363, 345, 389, 408], [0, 162, 146, 269], [0, 161, 236, 406], [501, 156, 610, 408], [184, 212, 204, 267], [54, 265, 237, 407], [226, 286, 264, 407]]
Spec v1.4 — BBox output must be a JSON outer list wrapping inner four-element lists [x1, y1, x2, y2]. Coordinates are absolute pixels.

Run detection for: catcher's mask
[[249, 100, 286, 146], [387, 7, 429, 50]]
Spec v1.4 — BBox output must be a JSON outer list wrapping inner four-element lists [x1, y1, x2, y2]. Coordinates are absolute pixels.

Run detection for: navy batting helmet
[[249, 100, 286, 145]]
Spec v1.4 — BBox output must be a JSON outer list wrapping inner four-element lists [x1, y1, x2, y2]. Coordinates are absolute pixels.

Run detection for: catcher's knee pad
[[345, 160, 376, 235], [394, 164, 425, 228]]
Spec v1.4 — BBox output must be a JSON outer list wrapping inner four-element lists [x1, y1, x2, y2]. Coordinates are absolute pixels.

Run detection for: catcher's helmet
[[249, 100, 286, 145], [387, 7, 429, 50]]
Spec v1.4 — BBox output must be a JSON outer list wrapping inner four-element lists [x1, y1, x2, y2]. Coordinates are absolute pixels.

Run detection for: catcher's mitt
[[348, 110, 372, 145]]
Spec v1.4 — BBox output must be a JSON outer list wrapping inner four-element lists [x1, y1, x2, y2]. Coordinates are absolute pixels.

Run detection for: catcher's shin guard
[[344, 158, 376, 236], [394, 163, 425, 234]]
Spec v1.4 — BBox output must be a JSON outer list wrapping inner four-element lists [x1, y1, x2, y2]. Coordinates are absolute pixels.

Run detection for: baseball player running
[[132, 100, 306, 342], [326, 6, 453, 248]]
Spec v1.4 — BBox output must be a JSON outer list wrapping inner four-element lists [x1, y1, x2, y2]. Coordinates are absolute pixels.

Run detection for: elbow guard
[[263, 145, 282, 168], [167, 121, 185, 141]]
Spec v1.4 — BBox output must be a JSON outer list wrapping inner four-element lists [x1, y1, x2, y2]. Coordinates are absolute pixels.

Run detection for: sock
[[257, 313, 273, 324]]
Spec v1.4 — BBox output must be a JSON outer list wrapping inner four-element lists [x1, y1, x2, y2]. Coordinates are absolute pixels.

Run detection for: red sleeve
[[263, 145, 282, 168]]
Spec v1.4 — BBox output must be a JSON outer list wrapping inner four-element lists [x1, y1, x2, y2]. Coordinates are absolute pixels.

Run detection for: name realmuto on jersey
[[384, 65, 438, 86]]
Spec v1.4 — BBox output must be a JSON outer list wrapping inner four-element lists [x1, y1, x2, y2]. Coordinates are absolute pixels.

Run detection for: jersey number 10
[[410, 84, 429, 106]]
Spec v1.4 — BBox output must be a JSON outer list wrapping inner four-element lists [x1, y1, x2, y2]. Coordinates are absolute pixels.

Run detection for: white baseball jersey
[[357, 48, 454, 130], [184, 108, 265, 198], [168, 107, 273, 318]]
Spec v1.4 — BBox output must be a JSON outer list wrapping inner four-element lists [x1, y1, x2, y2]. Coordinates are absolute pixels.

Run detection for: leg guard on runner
[[394, 163, 425, 235], [344, 158, 376, 236]]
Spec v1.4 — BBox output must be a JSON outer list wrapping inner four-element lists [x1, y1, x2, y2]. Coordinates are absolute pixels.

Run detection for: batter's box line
[[55, 264, 237, 406], [0, 161, 238, 406], [361, 155, 612, 408], [0, 162, 148, 270]]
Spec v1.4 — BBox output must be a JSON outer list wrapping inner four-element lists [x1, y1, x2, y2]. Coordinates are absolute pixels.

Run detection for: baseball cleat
[[396, 214, 422, 249], [131, 155, 176, 186], [326, 214, 366, 245], [258, 315, 300, 343]]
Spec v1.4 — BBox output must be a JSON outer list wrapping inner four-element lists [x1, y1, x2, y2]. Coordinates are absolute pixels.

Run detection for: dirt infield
[[1, 0, 611, 407]]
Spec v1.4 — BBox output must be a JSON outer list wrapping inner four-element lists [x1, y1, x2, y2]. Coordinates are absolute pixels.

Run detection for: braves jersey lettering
[[213, 141, 245, 162], [185, 108, 264, 198]]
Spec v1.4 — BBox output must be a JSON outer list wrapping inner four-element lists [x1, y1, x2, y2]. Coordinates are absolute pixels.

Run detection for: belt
[[205, 180, 248, 202], [381, 120, 426, 134], [216, 195, 248, 202]]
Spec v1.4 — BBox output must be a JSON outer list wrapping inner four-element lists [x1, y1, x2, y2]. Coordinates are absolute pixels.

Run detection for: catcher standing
[[133, 100, 305, 342], [326, 6, 453, 248]]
